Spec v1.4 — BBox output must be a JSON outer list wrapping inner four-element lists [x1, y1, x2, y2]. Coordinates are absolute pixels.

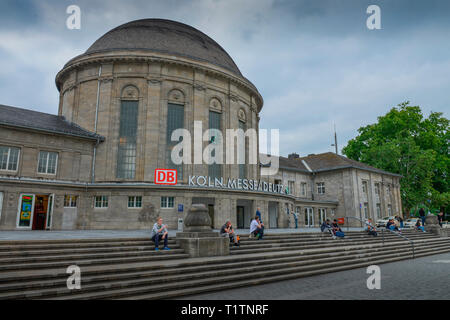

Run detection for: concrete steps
[[0, 230, 447, 299]]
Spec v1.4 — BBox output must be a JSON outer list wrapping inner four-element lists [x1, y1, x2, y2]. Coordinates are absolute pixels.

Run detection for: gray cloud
[[0, 0, 448, 157]]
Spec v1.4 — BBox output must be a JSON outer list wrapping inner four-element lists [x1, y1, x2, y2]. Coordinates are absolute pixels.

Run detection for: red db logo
[[155, 169, 177, 185]]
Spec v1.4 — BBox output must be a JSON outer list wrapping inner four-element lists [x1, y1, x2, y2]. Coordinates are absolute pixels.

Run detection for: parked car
[[404, 218, 419, 228], [442, 221, 449, 229], [376, 216, 396, 227]]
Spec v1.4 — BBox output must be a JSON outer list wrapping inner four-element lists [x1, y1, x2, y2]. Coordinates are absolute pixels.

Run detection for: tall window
[[238, 120, 247, 179], [375, 183, 380, 197], [362, 181, 368, 194], [376, 203, 381, 218], [363, 202, 369, 219], [288, 181, 295, 195], [301, 182, 307, 196], [117, 100, 138, 179], [317, 182, 325, 195], [166, 103, 184, 180], [38, 151, 58, 174], [0, 146, 20, 171], [208, 111, 222, 179], [387, 204, 392, 216]]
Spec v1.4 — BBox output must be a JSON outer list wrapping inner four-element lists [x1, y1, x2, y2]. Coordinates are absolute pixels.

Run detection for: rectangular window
[[238, 120, 247, 179], [375, 183, 380, 196], [94, 196, 108, 208], [363, 202, 369, 219], [317, 182, 325, 195], [0, 146, 20, 171], [128, 196, 142, 208], [0, 191, 3, 221], [376, 203, 381, 218], [64, 195, 78, 208], [288, 181, 295, 195], [362, 181, 368, 194], [167, 103, 184, 180], [161, 196, 174, 208], [208, 111, 222, 179], [37, 151, 58, 174], [387, 204, 392, 216], [117, 100, 138, 179], [301, 182, 307, 196]]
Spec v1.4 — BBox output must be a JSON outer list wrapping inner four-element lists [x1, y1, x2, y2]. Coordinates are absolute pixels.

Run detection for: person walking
[[256, 207, 262, 223], [437, 211, 444, 228], [293, 210, 299, 229], [419, 207, 426, 225], [150, 217, 170, 251], [396, 215, 404, 229]]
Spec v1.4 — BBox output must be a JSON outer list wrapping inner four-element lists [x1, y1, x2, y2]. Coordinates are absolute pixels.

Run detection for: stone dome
[[82, 18, 242, 77]]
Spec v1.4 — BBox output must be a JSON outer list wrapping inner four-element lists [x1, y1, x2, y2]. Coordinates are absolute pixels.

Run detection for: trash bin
[[178, 218, 184, 232]]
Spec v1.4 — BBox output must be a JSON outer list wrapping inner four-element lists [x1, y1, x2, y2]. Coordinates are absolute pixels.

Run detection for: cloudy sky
[[0, 0, 449, 157]]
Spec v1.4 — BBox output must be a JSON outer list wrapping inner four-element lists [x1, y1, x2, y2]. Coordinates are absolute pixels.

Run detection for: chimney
[[288, 153, 300, 160]]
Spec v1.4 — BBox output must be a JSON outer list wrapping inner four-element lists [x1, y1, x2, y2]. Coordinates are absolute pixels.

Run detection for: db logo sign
[[155, 169, 177, 185]]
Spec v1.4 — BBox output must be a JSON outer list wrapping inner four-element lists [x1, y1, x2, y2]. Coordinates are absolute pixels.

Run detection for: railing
[[344, 216, 415, 259]]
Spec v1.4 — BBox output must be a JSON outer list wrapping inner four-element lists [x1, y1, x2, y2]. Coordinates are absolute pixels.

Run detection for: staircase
[[0, 230, 448, 299]]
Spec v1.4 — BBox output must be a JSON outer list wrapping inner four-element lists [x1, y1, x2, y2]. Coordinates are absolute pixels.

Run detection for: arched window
[[238, 108, 247, 179], [166, 89, 185, 179], [208, 98, 222, 179], [117, 86, 139, 179]]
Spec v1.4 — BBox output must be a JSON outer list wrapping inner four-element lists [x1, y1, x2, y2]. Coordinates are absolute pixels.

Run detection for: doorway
[[269, 202, 278, 228], [17, 193, 54, 230], [32, 195, 49, 230], [237, 206, 245, 229], [304, 207, 314, 227], [207, 204, 214, 228], [319, 208, 327, 225]]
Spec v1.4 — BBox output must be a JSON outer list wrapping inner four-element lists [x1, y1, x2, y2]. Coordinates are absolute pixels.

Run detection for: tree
[[342, 102, 449, 215]]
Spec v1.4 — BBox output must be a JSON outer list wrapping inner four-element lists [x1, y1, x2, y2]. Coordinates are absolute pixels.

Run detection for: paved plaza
[[178, 252, 450, 300]]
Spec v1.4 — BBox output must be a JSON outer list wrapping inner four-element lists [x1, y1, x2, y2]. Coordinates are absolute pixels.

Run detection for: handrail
[[344, 216, 415, 259], [381, 228, 415, 258]]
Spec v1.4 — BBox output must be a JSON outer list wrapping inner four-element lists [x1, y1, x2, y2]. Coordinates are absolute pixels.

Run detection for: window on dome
[[117, 100, 138, 179], [166, 103, 184, 180]]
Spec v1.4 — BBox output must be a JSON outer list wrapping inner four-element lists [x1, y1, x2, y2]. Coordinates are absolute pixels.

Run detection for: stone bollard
[[424, 215, 446, 237], [175, 204, 229, 258]]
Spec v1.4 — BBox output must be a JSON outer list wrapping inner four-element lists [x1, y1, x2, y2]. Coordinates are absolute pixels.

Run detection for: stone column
[[176, 204, 229, 257]]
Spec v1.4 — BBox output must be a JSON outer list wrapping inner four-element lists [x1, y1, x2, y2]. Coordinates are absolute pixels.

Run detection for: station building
[[0, 19, 402, 231]]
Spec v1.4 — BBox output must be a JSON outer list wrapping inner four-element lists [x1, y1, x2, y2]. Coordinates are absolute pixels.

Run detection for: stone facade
[[0, 19, 403, 231]]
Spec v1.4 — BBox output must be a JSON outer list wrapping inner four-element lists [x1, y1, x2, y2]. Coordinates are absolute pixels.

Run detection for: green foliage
[[342, 102, 449, 214]]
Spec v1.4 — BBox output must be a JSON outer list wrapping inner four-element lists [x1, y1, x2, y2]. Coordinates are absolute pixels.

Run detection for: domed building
[[0, 19, 402, 231]]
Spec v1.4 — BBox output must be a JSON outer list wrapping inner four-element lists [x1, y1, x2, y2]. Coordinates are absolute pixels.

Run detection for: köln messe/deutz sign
[[188, 175, 287, 195]]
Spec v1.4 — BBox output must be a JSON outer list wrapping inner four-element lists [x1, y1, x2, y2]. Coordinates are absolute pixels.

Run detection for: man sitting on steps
[[366, 218, 378, 237], [150, 217, 170, 251], [249, 216, 264, 240], [321, 219, 335, 239], [220, 220, 239, 246]]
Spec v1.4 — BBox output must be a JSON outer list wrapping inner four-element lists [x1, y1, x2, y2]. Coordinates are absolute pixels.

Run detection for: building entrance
[[237, 206, 245, 229], [32, 195, 49, 230], [304, 207, 314, 227], [268, 202, 278, 228], [17, 194, 54, 230]]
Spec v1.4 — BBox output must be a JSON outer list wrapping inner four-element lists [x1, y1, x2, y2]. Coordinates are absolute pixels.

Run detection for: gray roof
[[298, 152, 402, 177], [70, 19, 242, 77], [263, 152, 401, 177], [0, 104, 104, 141]]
